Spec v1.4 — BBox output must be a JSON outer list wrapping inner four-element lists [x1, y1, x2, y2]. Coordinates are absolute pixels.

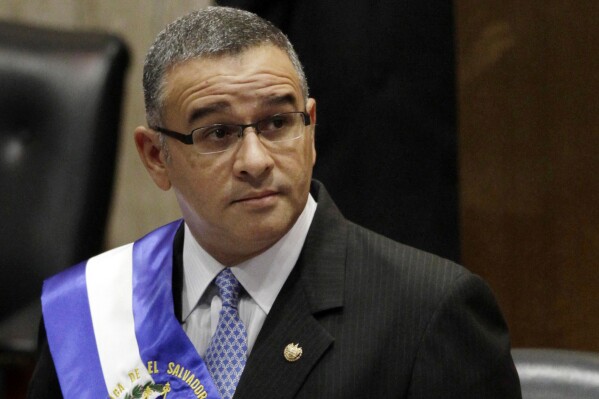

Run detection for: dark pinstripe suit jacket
[[233, 181, 520, 398], [28, 181, 521, 398]]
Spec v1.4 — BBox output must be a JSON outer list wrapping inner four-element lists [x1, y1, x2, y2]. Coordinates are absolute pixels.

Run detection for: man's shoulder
[[309, 181, 472, 301], [341, 221, 501, 340], [346, 221, 463, 269], [344, 221, 472, 297]]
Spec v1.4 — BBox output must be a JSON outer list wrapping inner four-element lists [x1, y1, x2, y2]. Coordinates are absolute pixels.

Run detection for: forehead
[[161, 45, 304, 124]]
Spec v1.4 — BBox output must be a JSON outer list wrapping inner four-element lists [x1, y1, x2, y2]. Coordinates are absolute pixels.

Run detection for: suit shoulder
[[342, 223, 504, 350], [345, 224, 492, 326], [345, 221, 471, 298]]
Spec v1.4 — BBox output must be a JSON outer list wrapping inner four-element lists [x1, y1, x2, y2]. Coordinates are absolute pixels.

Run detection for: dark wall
[[219, 0, 460, 262]]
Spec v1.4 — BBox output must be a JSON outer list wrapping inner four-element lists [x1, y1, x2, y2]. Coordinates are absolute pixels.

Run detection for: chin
[[243, 217, 294, 243]]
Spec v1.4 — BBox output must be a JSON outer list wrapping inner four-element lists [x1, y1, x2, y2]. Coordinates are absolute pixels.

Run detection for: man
[[28, 6, 521, 399]]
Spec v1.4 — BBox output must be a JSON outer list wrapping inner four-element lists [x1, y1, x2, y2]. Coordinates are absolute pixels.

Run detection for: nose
[[232, 129, 274, 181]]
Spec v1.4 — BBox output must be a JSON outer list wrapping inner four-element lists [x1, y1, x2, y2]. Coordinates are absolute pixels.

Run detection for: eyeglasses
[[151, 111, 311, 155]]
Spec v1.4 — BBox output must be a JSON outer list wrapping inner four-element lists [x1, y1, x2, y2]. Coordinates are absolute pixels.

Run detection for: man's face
[[136, 45, 316, 265]]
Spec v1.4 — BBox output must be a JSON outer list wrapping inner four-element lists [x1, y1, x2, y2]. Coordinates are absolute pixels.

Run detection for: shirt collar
[[181, 194, 317, 321]]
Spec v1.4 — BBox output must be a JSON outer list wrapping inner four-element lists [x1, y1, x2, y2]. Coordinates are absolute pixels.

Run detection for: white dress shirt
[[181, 195, 317, 357]]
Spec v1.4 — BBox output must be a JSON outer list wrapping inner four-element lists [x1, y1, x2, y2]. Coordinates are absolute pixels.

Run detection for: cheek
[[300, 132, 316, 166], [300, 139, 316, 175], [277, 148, 314, 199], [276, 148, 311, 180], [168, 156, 223, 202]]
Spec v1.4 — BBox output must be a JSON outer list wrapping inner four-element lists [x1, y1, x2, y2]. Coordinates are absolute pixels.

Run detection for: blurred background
[[0, 0, 597, 396]]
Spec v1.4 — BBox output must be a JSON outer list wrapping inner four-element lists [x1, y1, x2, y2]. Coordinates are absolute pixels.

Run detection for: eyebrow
[[261, 93, 299, 108], [187, 93, 300, 126], [187, 102, 231, 126]]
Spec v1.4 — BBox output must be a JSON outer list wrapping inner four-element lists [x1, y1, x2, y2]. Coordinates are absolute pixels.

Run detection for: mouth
[[232, 190, 280, 206]]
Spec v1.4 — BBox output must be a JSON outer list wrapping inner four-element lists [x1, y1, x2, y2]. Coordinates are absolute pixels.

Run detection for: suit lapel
[[234, 181, 347, 398], [233, 265, 334, 398]]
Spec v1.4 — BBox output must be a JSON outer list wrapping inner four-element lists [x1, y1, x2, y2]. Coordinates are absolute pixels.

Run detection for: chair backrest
[[0, 21, 129, 321], [513, 348, 599, 399]]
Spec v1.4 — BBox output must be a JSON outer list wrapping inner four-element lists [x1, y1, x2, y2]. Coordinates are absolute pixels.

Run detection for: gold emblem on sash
[[122, 381, 165, 399], [284, 343, 303, 362], [161, 382, 171, 398]]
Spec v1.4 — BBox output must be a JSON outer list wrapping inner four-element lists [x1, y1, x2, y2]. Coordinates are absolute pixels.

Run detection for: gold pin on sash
[[284, 343, 303, 362]]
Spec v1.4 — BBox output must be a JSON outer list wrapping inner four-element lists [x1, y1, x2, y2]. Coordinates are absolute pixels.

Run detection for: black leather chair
[[513, 348, 599, 399], [0, 21, 129, 366]]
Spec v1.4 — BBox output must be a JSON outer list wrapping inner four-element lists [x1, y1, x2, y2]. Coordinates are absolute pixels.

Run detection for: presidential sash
[[42, 220, 221, 399]]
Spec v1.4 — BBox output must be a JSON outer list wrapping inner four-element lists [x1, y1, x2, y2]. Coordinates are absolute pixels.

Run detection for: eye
[[270, 117, 286, 129], [201, 125, 236, 140], [262, 114, 291, 131]]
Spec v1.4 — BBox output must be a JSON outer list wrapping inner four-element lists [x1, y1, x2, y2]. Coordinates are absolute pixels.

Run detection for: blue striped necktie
[[204, 268, 248, 399]]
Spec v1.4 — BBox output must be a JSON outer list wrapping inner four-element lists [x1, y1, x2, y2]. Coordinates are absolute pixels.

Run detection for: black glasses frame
[[151, 111, 311, 146]]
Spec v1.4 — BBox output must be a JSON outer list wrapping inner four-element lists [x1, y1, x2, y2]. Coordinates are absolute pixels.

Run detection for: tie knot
[[214, 268, 242, 308]]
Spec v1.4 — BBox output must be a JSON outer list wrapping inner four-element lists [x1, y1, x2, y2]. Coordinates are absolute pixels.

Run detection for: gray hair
[[143, 6, 309, 127]]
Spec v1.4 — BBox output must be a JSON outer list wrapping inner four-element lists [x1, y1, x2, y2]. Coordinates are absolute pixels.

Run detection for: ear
[[134, 126, 172, 191], [306, 98, 317, 165]]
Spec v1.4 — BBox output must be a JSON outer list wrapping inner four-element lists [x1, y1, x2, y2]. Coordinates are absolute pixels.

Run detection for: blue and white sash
[[42, 220, 220, 399]]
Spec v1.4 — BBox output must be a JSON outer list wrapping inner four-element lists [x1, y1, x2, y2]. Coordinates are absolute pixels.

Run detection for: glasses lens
[[257, 113, 305, 143], [192, 124, 240, 154], [189, 112, 308, 154]]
